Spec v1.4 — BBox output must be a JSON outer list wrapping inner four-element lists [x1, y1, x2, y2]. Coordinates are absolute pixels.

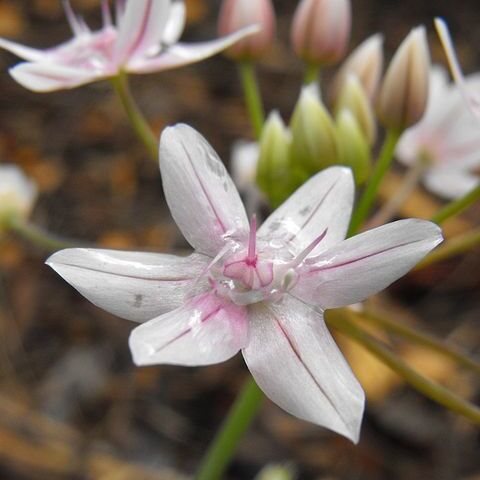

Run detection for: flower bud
[[291, 0, 351, 66], [329, 33, 384, 104], [334, 74, 377, 144], [0, 164, 37, 228], [218, 0, 276, 61], [290, 86, 339, 173], [257, 111, 299, 207], [231, 141, 259, 192], [336, 109, 371, 185], [377, 26, 430, 131]]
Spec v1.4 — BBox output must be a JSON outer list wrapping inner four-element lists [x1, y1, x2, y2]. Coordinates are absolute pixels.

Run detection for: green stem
[[359, 309, 480, 375], [415, 227, 480, 270], [326, 310, 480, 424], [348, 129, 401, 236], [239, 61, 265, 140], [196, 377, 264, 480], [303, 62, 320, 85], [368, 156, 428, 228], [6, 216, 79, 252], [431, 184, 480, 225], [110, 72, 158, 161]]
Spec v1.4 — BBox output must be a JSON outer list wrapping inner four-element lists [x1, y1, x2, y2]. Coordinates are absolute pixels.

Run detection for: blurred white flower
[[0, 0, 257, 92], [396, 66, 480, 199], [0, 164, 37, 223]]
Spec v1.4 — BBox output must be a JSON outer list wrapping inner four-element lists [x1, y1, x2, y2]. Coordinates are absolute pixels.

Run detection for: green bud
[[255, 464, 296, 480], [290, 86, 339, 173], [334, 74, 377, 145], [336, 108, 371, 185], [256, 111, 301, 207]]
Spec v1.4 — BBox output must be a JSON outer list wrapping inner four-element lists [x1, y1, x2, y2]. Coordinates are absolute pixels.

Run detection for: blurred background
[[0, 0, 479, 478]]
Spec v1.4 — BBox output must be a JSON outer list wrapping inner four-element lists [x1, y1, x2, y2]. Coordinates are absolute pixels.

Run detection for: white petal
[[129, 291, 248, 366], [9, 62, 100, 92], [46, 248, 210, 322], [0, 37, 44, 61], [243, 295, 364, 442], [160, 124, 249, 257], [127, 25, 258, 73], [114, 0, 171, 64], [162, 0, 186, 45], [423, 168, 479, 200], [258, 166, 354, 256], [292, 219, 443, 309]]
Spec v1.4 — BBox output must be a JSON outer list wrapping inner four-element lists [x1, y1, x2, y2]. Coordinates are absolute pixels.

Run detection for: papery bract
[[0, 0, 258, 92], [396, 67, 480, 199], [47, 124, 443, 443]]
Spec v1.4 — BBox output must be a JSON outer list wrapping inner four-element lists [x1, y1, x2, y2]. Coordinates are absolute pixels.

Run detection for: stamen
[[190, 242, 233, 289], [101, 0, 113, 27], [247, 214, 257, 264], [291, 228, 328, 267], [62, 0, 84, 37]]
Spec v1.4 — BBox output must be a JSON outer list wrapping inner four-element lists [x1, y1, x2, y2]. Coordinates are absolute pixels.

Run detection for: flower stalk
[[348, 128, 401, 235], [327, 309, 480, 424], [196, 377, 264, 480], [6, 215, 78, 251], [239, 61, 265, 139], [303, 63, 319, 85], [431, 184, 480, 225], [110, 72, 158, 161], [358, 308, 480, 375]]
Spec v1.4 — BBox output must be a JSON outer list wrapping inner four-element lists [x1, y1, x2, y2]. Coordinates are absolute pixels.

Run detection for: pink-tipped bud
[[218, 0, 276, 61], [377, 26, 430, 131], [329, 34, 384, 105], [290, 0, 352, 66]]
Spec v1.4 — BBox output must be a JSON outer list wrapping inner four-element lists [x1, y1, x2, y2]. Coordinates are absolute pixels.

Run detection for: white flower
[[47, 124, 442, 443], [396, 66, 480, 199], [0, 0, 257, 92], [0, 164, 37, 221]]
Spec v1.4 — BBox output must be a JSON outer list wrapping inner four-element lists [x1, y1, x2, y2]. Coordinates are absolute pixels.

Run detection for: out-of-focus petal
[[46, 248, 210, 322], [258, 166, 354, 256], [9, 62, 101, 92], [129, 291, 248, 366], [127, 25, 258, 73], [243, 295, 364, 443], [0, 38, 44, 61], [160, 124, 249, 257], [162, 0, 186, 45], [292, 219, 443, 309], [114, 0, 171, 64], [424, 168, 479, 200]]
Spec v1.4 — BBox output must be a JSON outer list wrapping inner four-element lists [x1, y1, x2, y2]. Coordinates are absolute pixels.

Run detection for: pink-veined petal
[[243, 295, 364, 443], [114, 0, 171, 64], [292, 219, 443, 309], [129, 291, 248, 366], [162, 0, 186, 45], [424, 168, 479, 200], [258, 166, 354, 256], [160, 124, 249, 257], [127, 25, 258, 74], [9, 62, 101, 92], [46, 248, 210, 322], [0, 37, 44, 61]]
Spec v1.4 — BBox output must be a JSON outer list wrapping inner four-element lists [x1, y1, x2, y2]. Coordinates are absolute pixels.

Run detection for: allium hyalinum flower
[[291, 0, 352, 65], [434, 18, 480, 121], [218, 0, 276, 61], [0, 164, 37, 223], [47, 125, 442, 442], [0, 0, 257, 92], [396, 67, 480, 199]]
